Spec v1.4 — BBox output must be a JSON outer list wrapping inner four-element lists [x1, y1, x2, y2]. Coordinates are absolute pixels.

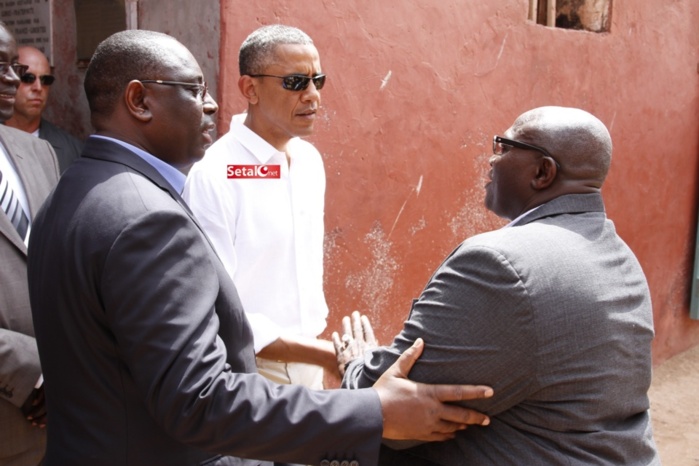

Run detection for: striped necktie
[[0, 167, 29, 241]]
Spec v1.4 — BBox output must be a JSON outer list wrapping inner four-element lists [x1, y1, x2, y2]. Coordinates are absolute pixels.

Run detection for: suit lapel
[[82, 137, 220, 257], [0, 126, 37, 252], [0, 126, 54, 217]]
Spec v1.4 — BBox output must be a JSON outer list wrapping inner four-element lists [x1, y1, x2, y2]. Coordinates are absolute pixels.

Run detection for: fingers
[[342, 315, 352, 337], [29, 413, 47, 428], [24, 388, 47, 428], [331, 331, 343, 355], [375, 338, 494, 441], [351, 311, 363, 340], [437, 403, 490, 427], [332, 329, 354, 352], [360, 314, 377, 345], [430, 383, 495, 403], [384, 337, 424, 378]]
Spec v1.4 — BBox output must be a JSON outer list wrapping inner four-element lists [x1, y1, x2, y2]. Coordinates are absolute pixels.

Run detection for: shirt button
[[320, 461, 330, 466], [330, 461, 340, 466]]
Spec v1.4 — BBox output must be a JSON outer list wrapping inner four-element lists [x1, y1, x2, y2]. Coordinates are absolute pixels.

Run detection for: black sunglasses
[[0, 62, 29, 77], [20, 72, 55, 86], [493, 135, 561, 169], [249, 73, 326, 91]]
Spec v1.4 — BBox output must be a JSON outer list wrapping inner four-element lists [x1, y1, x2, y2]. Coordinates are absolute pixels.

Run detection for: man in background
[[5, 46, 83, 173], [0, 23, 59, 466], [338, 106, 660, 465], [184, 25, 337, 387]]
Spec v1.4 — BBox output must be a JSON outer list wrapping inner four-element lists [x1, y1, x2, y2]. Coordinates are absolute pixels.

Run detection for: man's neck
[[5, 114, 40, 134], [243, 113, 291, 154]]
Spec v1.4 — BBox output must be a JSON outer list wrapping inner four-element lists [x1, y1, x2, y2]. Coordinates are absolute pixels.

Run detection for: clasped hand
[[21, 385, 47, 428]]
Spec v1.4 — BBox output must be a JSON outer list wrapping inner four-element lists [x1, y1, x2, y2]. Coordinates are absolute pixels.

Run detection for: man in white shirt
[[184, 24, 335, 387]]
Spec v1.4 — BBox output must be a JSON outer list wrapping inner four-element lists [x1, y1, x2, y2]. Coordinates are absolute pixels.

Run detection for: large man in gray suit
[[0, 22, 59, 466], [340, 106, 660, 465], [27, 30, 492, 466]]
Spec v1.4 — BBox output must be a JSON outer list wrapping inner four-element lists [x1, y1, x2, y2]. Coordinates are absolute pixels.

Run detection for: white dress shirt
[[183, 117, 328, 353], [0, 143, 32, 245]]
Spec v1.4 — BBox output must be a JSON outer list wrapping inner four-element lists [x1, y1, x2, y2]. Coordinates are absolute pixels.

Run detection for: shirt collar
[[89, 135, 186, 193], [229, 114, 286, 164], [504, 205, 542, 228]]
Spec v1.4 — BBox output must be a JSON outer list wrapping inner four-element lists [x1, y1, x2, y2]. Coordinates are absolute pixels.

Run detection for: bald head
[[18, 46, 50, 67], [487, 107, 613, 220], [507, 106, 612, 186]]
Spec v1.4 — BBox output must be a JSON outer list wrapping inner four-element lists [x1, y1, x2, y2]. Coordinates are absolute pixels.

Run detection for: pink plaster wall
[[220, 0, 699, 365], [39, 0, 699, 365]]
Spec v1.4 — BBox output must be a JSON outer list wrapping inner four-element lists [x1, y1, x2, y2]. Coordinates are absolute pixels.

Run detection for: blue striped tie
[[0, 168, 29, 241]]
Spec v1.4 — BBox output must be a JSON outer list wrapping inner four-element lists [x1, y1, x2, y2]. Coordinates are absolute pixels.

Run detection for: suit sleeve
[[0, 253, 41, 410], [343, 242, 538, 415], [0, 328, 41, 407], [0, 135, 57, 409], [101, 209, 382, 464]]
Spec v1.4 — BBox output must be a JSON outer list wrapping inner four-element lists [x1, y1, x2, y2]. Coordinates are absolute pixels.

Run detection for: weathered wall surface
[[45, 0, 220, 140], [137, 0, 220, 131], [220, 0, 699, 364], [43, 0, 699, 365], [45, 0, 91, 139]]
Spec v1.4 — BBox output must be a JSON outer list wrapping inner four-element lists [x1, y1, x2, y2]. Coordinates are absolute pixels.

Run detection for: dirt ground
[[648, 344, 699, 465]]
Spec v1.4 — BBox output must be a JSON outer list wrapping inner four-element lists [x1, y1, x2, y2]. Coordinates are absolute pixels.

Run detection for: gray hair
[[239, 24, 313, 76]]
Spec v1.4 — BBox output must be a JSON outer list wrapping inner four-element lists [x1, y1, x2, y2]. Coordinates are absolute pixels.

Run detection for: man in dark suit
[[0, 23, 59, 466], [27, 29, 493, 466], [5, 46, 83, 174], [338, 106, 660, 465]]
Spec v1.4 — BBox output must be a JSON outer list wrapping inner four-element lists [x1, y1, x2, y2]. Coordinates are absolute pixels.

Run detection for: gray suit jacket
[[38, 118, 84, 174], [28, 137, 382, 466], [0, 124, 59, 465], [345, 193, 660, 465]]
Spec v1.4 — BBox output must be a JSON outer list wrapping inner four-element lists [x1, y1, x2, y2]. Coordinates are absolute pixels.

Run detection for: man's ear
[[531, 157, 558, 190], [124, 80, 152, 122], [238, 75, 258, 104]]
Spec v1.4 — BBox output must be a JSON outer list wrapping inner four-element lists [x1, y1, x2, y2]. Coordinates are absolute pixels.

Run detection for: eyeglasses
[[0, 62, 29, 77], [492, 135, 561, 169], [20, 72, 55, 86], [248, 73, 326, 91], [139, 79, 208, 100]]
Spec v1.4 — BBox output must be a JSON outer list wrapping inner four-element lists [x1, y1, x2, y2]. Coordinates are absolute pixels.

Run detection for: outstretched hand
[[331, 311, 378, 376], [373, 338, 493, 441]]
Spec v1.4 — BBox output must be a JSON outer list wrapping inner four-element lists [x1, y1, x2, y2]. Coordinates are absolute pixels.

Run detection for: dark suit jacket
[[28, 137, 382, 466], [0, 124, 59, 465], [345, 193, 660, 465], [38, 118, 84, 174]]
